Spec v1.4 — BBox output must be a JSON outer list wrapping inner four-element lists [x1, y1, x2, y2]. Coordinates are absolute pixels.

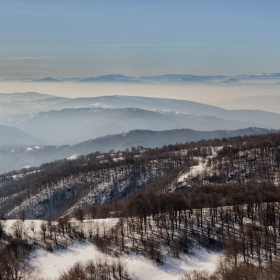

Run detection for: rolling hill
[[0, 127, 276, 174], [0, 125, 46, 149]]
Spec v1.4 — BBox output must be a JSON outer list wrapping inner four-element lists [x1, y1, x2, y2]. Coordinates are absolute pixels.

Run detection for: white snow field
[[67, 154, 78, 160], [177, 161, 205, 184], [3, 213, 222, 279], [177, 147, 222, 185], [4, 219, 221, 279], [31, 241, 222, 280]]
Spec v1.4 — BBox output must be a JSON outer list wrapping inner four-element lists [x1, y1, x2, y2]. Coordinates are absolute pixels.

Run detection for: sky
[[1, 0, 280, 78]]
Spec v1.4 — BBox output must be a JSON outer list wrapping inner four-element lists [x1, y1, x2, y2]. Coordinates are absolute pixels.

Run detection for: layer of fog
[[1, 81, 280, 112]]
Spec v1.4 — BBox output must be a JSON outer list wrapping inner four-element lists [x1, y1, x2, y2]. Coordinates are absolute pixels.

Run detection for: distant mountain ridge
[[0, 127, 277, 174], [3, 73, 280, 84], [216, 95, 280, 114], [0, 92, 56, 101], [1, 94, 280, 145], [0, 125, 46, 148], [70, 127, 279, 153], [1, 107, 264, 145]]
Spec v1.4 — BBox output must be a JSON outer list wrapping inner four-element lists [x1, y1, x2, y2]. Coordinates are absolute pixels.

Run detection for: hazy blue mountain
[[139, 74, 210, 82], [0, 95, 70, 117], [0, 127, 276, 174], [1, 94, 280, 145], [216, 95, 280, 114], [73, 73, 280, 83], [40, 95, 280, 130], [245, 73, 280, 80], [1, 107, 261, 145], [79, 74, 140, 83], [32, 77, 63, 82], [221, 78, 240, 84], [69, 127, 278, 154], [3, 73, 280, 86], [44, 95, 280, 126], [0, 92, 56, 101], [48, 95, 226, 116], [78, 74, 209, 83], [0, 101, 32, 115], [1, 93, 280, 128], [0, 125, 47, 148]]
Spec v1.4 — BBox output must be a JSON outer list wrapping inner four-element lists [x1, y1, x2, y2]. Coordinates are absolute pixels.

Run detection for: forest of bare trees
[[1, 132, 280, 279]]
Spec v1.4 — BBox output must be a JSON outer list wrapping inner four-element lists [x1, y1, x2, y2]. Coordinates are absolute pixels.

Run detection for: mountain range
[[2, 73, 280, 84], [1, 94, 280, 146], [0, 125, 46, 149], [1, 92, 280, 173], [0, 127, 277, 174], [217, 95, 280, 114]]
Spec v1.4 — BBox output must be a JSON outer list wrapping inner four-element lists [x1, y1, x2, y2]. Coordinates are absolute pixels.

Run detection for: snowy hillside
[[2, 132, 280, 220], [2, 218, 222, 279], [2, 133, 280, 279], [0, 145, 194, 219]]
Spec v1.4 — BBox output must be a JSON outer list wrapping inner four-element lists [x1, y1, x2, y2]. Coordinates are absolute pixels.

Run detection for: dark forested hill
[[1, 131, 280, 220], [0, 127, 276, 174]]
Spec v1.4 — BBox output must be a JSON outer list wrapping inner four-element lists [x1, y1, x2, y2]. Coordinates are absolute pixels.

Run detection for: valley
[[1, 92, 280, 279], [2, 2, 280, 278]]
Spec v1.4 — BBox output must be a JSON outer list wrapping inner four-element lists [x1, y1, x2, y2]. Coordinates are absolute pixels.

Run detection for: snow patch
[[31, 242, 221, 280], [67, 154, 78, 160], [178, 162, 205, 183]]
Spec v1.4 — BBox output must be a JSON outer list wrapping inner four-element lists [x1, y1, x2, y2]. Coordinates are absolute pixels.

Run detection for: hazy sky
[[1, 0, 280, 78]]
